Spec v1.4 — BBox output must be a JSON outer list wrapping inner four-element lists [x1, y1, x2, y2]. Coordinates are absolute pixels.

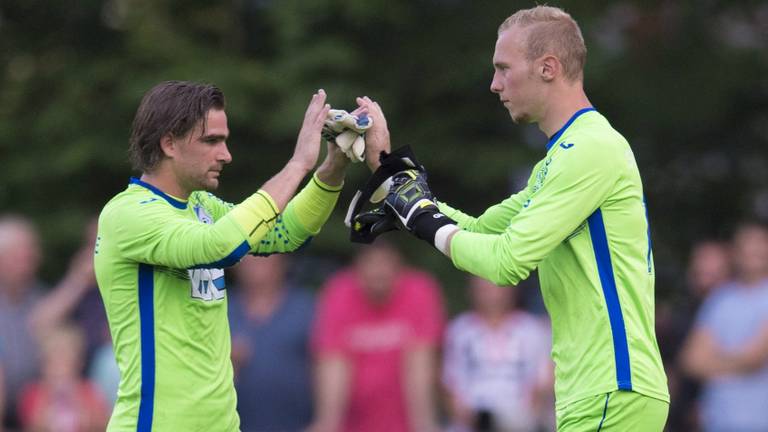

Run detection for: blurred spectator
[[685, 241, 733, 301], [17, 323, 109, 432], [309, 241, 445, 432], [442, 276, 553, 432], [29, 218, 110, 371], [228, 254, 315, 432], [87, 343, 120, 410], [0, 215, 45, 428], [681, 222, 768, 432], [661, 240, 731, 431], [0, 359, 5, 432], [25, 218, 118, 410]]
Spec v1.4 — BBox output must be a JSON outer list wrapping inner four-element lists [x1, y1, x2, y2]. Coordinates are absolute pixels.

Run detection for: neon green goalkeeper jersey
[[438, 108, 669, 408], [95, 175, 341, 432]]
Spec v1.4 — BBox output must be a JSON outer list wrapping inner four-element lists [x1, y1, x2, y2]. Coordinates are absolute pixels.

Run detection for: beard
[[182, 170, 221, 193]]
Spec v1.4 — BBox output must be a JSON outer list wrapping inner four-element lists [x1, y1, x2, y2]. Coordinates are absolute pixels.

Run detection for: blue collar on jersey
[[129, 177, 188, 209], [545, 107, 596, 151]]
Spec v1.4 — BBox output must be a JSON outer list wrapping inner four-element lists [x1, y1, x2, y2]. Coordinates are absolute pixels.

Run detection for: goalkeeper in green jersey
[[94, 81, 381, 432], [357, 6, 670, 432]]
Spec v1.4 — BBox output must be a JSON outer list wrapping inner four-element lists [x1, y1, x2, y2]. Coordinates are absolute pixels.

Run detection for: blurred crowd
[[0, 212, 767, 432]]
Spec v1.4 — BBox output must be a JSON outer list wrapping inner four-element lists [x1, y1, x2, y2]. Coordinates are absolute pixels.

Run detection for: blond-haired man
[[364, 6, 670, 431]]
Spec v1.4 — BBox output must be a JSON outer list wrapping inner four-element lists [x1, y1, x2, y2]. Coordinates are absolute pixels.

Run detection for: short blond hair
[[498, 6, 586, 81]]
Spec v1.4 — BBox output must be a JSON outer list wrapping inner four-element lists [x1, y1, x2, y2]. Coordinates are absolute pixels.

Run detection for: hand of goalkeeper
[[350, 206, 397, 242], [383, 170, 458, 254]]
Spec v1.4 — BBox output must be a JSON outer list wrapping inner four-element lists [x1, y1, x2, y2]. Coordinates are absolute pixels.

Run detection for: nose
[[490, 71, 502, 94], [219, 142, 232, 164]]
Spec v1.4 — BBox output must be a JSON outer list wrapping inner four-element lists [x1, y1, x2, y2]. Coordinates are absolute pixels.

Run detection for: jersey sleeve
[[437, 187, 532, 235], [107, 188, 283, 269], [250, 174, 342, 255], [449, 136, 620, 286]]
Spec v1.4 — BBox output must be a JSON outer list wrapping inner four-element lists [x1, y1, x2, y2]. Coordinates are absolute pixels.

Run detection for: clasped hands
[[326, 96, 456, 248]]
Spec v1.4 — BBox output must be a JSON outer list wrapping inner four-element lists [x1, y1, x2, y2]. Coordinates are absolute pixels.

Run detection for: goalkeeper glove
[[347, 145, 423, 244], [383, 170, 458, 253], [350, 207, 397, 241], [322, 109, 371, 163]]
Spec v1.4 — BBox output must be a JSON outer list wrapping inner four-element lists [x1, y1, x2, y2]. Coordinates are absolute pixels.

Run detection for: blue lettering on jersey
[[560, 142, 574, 149]]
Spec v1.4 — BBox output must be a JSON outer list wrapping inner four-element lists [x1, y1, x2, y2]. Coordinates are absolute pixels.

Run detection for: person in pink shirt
[[309, 240, 445, 432]]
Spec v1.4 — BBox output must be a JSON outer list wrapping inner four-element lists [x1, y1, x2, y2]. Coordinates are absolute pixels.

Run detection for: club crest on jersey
[[194, 205, 213, 225]]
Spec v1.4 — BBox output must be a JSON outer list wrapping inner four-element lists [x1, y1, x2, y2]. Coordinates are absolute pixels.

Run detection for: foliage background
[[1, 0, 767, 309]]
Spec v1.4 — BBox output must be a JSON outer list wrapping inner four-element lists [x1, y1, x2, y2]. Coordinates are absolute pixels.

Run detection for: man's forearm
[[404, 345, 439, 432], [724, 324, 768, 374], [260, 160, 312, 211], [440, 227, 460, 258], [682, 328, 747, 378], [313, 354, 350, 431], [315, 156, 346, 187]]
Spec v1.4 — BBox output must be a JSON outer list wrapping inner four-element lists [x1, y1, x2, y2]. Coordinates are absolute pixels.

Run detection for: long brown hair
[[128, 81, 225, 172]]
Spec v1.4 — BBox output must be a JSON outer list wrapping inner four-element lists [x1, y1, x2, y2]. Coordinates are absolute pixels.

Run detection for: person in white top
[[443, 276, 553, 432]]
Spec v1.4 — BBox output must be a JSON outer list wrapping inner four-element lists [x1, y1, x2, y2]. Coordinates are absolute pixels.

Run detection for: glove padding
[[347, 145, 425, 243], [383, 170, 435, 231], [383, 170, 457, 247], [350, 207, 397, 241], [322, 109, 372, 163]]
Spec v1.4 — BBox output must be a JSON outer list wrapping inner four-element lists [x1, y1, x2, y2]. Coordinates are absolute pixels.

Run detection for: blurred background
[[1, 0, 767, 431]]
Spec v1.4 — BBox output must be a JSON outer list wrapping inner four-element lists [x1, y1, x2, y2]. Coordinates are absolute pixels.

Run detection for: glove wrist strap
[[412, 211, 457, 246]]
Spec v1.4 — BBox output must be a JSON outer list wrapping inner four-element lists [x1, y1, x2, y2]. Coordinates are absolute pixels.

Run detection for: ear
[[539, 55, 559, 82], [160, 133, 176, 158]]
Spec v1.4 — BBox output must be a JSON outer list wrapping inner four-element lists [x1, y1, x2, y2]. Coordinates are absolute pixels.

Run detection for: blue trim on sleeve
[[130, 177, 188, 210], [546, 107, 596, 151], [137, 263, 156, 432], [597, 393, 611, 431], [643, 196, 653, 274], [190, 240, 250, 269], [587, 209, 633, 391]]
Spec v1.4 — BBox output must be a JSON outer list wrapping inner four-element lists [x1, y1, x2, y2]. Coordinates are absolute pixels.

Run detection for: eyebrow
[[200, 133, 228, 141]]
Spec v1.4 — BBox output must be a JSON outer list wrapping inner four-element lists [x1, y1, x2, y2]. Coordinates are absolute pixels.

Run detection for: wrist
[[315, 159, 347, 187], [412, 211, 457, 247], [286, 159, 314, 176]]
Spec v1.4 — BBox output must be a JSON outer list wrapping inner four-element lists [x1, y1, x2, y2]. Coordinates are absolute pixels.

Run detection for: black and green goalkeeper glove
[[383, 170, 458, 250]]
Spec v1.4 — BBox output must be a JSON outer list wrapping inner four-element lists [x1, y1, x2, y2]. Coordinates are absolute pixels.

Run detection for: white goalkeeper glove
[[322, 109, 373, 163]]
